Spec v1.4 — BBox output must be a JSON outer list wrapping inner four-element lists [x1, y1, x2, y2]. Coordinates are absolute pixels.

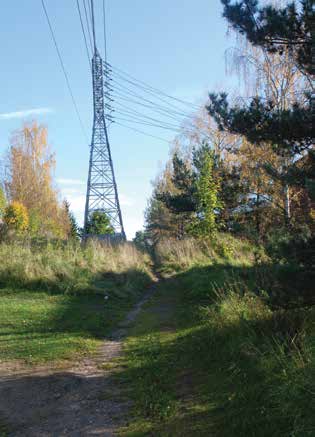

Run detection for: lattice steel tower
[[83, 46, 125, 239]]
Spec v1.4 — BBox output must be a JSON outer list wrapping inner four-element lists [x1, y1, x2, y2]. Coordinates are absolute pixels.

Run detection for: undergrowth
[[155, 233, 256, 273], [119, 236, 315, 436]]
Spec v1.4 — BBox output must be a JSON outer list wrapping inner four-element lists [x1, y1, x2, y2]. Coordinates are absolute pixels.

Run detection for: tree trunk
[[255, 193, 261, 236], [284, 184, 291, 224]]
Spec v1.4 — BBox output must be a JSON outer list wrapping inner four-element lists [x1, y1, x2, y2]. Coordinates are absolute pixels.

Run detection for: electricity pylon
[[83, 48, 126, 240]]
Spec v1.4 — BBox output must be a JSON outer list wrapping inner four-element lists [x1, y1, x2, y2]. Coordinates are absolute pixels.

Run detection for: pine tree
[[207, 1, 313, 195], [221, 0, 312, 75]]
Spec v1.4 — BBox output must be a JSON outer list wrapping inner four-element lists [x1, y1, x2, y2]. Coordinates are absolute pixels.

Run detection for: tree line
[[0, 122, 115, 241], [136, 0, 313, 302]]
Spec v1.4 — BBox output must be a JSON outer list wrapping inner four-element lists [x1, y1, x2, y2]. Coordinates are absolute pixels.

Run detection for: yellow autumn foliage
[[5, 122, 70, 239], [3, 201, 29, 231]]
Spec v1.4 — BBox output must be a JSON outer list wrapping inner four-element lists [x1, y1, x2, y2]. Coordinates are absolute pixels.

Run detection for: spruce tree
[[63, 200, 79, 240]]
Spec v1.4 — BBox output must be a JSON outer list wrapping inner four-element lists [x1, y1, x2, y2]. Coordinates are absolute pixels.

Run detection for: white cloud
[[61, 187, 84, 195], [57, 178, 85, 186], [0, 107, 53, 120]]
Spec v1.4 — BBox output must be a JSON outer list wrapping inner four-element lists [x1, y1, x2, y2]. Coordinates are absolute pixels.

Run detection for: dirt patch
[[0, 281, 158, 437]]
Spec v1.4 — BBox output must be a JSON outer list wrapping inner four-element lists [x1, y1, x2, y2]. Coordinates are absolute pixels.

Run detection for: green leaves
[[192, 148, 223, 237], [86, 210, 114, 235]]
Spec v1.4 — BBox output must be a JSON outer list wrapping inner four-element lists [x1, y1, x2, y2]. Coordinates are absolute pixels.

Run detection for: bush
[[3, 201, 29, 232]]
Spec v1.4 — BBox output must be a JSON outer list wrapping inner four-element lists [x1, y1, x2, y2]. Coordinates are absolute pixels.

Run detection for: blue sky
[[0, 0, 237, 239]]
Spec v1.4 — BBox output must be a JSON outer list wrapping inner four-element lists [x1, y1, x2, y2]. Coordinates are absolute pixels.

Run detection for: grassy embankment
[[118, 235, 315, 436], [0, 241, 153, 364]]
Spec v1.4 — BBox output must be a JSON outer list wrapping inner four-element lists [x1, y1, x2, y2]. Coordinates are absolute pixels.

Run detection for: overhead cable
[[41, 0, 88, 142], [106, 61, 201, 111], [76, 0, 92, 69]]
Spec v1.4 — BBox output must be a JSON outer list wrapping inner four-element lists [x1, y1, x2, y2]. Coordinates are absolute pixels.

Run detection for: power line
[[90, 0, 96, 53], [113, 101, 184, 125], [113, 100, 185, 124], [106, 60, 201, 111], [111, 83, 191, 118], [114, 121, 170, 144], [111, 91, 212, 139], [112, 92, 190, 122], [102, 0, 107, 62], [83, 0, 93, 53], [109, 82, 213, 138], [76, 0, 92, 69], [41, 0, 88, 142], [110, 73, 195, 116], [111, 91, 193, 123], [112, 115, 183, 132], [87, 0, 93, 25], [112, 105, 186, 130]]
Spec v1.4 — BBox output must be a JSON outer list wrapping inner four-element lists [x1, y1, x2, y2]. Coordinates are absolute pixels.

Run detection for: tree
[[159, 154, 196, 213], [63, 200, 79, 240], [191, 145, 223, 237], [133, 230, 151, 251], [6, 122, 56, 211], [3, 201, 29, 232], [157, 153, 197, 238], [208, 0, 314, 203], [0, 186, 6, 218], [144, 153, 197, 241], [5, 122, 71, 239], [152, 143, 226, 239], [86, 211, 114, 235], [145, 195, 177, 244], [207, 0, 314, 276], [221, 0, 312, 76]]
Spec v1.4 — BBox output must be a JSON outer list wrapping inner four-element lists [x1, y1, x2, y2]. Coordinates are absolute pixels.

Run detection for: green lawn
[[0, 286, 145, 364]]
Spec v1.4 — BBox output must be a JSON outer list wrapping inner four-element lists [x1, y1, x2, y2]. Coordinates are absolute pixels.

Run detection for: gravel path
[[0, 282, 157, 437]]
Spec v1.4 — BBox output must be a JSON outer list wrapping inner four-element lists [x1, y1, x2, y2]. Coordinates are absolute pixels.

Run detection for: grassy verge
[[118, 237, 315, 436], [0, 241, 153, 364]]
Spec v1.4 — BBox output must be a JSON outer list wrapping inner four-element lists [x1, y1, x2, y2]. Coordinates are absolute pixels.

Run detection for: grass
[[118, 237, 315, 436], [0, 241, 153, 364], [1, 235, 313, 434], [155, 233, 256, 273]]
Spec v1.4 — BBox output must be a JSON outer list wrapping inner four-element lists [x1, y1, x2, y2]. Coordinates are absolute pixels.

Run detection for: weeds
[[0, 240, 152, 295], [155, 233, 255, 273], [120, 237, 314, 436]]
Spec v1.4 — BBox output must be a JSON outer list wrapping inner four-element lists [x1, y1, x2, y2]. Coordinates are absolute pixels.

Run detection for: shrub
[[3, 201, 29, 232]]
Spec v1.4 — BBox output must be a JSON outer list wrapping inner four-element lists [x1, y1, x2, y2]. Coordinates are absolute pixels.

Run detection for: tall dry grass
[[155, 233, 255, 272], [0, 240, 153, 295]]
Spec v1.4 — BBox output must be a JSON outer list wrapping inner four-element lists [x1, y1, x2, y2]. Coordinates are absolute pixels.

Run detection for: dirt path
[[0, 282, 158, 437]]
